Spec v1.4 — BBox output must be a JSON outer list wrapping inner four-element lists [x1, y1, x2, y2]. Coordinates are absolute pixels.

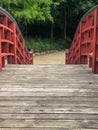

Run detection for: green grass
[[25, 38, 71, 53]]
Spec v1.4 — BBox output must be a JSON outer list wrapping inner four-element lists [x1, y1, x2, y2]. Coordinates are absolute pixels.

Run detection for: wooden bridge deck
[[0, 64, 98, 129]]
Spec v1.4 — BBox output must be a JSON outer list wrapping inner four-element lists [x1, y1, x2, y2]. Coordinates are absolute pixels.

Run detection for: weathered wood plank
[[0, 96, 97, 101], [0, 113, 98, 120], [0, 127, 94, 130], [0, 64, 98, 129], [0, 100, 98, 107], [0, 119, 98, 128], [0, 91, 97, 96], [0, 106, 98, 114], [0, 88, 98, 92], [0, 127, 95, 130], [0, 84, 98, 89]]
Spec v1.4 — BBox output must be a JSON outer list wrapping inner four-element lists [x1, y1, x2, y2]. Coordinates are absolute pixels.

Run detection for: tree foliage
[[0, 0, 98, 40], [0, 0, 59, 24]]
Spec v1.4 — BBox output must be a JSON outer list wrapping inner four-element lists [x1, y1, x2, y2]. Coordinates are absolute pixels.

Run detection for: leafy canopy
[[0, 0, 59, 24]]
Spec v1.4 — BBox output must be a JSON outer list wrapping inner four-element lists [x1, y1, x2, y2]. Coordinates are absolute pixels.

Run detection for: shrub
[[25, 37, 71, 53]]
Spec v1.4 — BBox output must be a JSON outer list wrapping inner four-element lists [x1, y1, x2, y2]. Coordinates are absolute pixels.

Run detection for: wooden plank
[[0, 64, 98, 129], [0, 91, 97, 97], [0, 127, 96, 130], [0, 127, 95, 130], [0, 84, 98, 89], [0, 101, 98, 108], [0, 96, 97, 101], [0, 100, 98, 107], [0, 79, 97, 83], [0, 76, 98, 80], [0, 113, 98, 120], [0, 106, 98, 114], [0, 119, 98, 128], [0, 88, 98, 92]]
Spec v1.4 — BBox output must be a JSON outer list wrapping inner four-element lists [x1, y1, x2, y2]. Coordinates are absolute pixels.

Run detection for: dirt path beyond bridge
[[34, 51, 65, 64]]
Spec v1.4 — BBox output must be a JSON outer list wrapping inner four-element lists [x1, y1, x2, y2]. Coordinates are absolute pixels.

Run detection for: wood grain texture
[[0, 64, 98, 129]]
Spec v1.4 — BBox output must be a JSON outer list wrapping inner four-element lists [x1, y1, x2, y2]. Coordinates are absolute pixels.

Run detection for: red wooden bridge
[[0, 6, 98, 130], [0, 7, 33, 70], [66, 5, 98, 74]]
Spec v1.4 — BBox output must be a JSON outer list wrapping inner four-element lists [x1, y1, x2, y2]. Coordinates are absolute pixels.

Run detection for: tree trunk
[[51, 22, 54, 41], [25, 24, 28, 38], [63, 15, 66, 40], [63, 3, 66, 40]]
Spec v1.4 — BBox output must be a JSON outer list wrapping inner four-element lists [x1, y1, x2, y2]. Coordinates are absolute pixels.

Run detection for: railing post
[[13, 23, 17, 64], [29, 49, 33, 64], [65, 49, 69, 64], [92, 9, 98, 73], [0, 28, 2, 70], [22, 42, 26, 64], [79, 23, 82, 64], [30, 53, 33, 64]]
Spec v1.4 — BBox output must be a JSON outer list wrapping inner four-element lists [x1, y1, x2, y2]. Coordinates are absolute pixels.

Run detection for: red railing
[[66, 5, 98, 74], [0, 7, 33, 70]]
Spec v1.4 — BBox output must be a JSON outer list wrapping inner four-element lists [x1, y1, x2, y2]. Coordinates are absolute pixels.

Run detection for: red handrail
[[66, 5, 98, 74], [0, 7, 33, 70]]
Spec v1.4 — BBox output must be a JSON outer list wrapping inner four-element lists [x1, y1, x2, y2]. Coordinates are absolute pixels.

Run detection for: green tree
[[0, 0, 54, 24], [0, 0, 98, 41], [63, 0, 96, 38]]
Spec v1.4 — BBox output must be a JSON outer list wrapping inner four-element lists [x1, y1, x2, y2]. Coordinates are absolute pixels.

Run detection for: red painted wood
[[0, 28, 2, 70], [0, 9, 33, 70], [66, 6, 98, 74]]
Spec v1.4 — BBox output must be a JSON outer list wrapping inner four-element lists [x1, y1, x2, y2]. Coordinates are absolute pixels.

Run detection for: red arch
[[0, 7, 33, 70], [66, 5, 98, 74]]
